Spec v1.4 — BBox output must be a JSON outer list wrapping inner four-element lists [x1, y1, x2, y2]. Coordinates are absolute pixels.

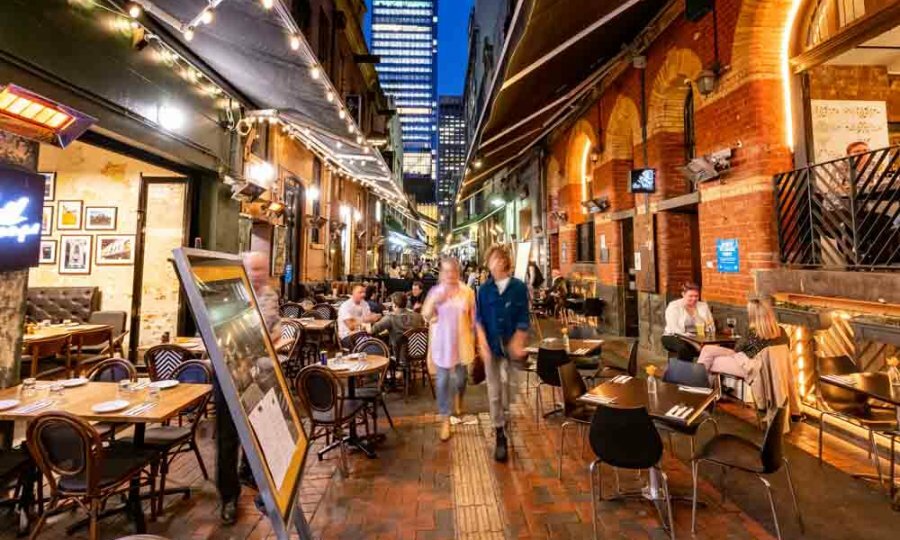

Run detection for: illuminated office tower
[[437, 95, 465, 228]]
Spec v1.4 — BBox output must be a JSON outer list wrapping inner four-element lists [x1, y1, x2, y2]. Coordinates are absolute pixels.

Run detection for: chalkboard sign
[[172, 248, 311, 539]]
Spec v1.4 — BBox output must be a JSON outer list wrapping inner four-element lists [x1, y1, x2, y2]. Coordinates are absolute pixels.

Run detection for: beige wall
[[32, 141, 181, 343]]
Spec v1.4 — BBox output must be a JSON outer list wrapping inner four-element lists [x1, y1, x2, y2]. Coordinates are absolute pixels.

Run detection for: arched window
[[804, 0, 887, 51], [580, 138, 592, 213]]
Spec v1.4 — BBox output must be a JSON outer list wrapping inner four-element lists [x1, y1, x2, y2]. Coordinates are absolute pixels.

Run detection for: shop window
[[575, 222, 595, 263]]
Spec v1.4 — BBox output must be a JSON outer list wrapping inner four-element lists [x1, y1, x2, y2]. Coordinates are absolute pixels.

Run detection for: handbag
[[470, 354, 486, 385]]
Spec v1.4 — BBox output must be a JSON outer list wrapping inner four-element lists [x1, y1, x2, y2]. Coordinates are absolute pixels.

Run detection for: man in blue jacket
[[476, 245, 530, 462]]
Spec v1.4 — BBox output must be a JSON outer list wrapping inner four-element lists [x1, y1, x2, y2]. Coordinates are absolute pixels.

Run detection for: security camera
[[678, 148, 733, 186]]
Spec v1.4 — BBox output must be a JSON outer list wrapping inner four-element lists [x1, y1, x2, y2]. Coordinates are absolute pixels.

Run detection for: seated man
[[408, 281, 426, 312], [337, 284, 381, 349], [365, 285, 385, 315], [372, 292, 425, 351]]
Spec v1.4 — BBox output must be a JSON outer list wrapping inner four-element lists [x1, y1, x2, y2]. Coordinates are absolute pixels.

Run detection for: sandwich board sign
[[172, 248, 310, 539]]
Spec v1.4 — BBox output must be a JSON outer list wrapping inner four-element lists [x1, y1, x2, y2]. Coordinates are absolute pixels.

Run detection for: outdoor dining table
[[294, 318, 335, 332], [0, 380, 212, 532], [323, 354, 390, 458], [676, 332, 738, 349], [22, 323, 112, 344], [819, 372, 900, 509], [526, 337, 604, 359]]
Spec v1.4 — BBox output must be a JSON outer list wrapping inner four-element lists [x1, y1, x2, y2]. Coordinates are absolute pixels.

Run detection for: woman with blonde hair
[[697, 298, 789, 382], [422, 256, 477, 442]]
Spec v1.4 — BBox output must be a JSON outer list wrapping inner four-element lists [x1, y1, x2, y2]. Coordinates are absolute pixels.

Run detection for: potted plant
[[849, 315, 900, 348], [773, 302, 832, 331]]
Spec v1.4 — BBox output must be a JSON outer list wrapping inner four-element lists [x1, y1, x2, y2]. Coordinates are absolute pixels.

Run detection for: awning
[[458, 0, 668, 201], [137, 0, 407, 205], [451, 204, 506, 234]]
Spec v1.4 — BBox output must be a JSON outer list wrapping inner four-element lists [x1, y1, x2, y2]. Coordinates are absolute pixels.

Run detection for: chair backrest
[[145, 344, 192, 381], [88, 358, 136, 382], [313, 303, 337, 319], [399, 328, 429, 361], [588, 405, 663, 470], [583, 298, 605, 317], [279, 302, 305, 318], [72, 326, 113, 349], [760, 406, 789, 474], [26, 412, 101, 494], [88, 311, 127, 336], [817, 355, 867, 411], [557, 361, 588, 415], [568, 325, 601, 339], [295, 365, 341, 424], [662, 358, 710, 388], [536, 347, 570, 387], [281, 319, 304, 342], [172, 361, 213, 418], [352, 336, 390, 357]]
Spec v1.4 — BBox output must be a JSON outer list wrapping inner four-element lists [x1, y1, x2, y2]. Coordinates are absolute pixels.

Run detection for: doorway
[[620, 218, 639, 337], [130, 176, 189, 357], [282, 178, 305, 300]]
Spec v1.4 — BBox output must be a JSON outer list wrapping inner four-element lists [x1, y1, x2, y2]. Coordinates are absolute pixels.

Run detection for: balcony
[[775, 145, 900, 271]]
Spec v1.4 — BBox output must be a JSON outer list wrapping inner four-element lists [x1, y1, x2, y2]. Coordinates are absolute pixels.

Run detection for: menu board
[[172, 248, 309, 539], [811, 100, 889, 163]]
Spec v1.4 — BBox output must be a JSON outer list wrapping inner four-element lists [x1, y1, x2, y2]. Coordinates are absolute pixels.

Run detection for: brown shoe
[[439, 418, 451, 442]]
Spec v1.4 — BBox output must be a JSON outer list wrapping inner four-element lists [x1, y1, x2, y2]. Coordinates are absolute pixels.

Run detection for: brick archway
[[647, 48, 703, 136]]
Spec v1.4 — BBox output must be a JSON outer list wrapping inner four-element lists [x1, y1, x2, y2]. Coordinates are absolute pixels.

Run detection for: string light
[[128, 2, 142, 18], [338, 109, 346, 120], [290, 34, 301, 51], [183, 27, 195, 41], [200, 9, 214, 25], [326, 91, 334, 103], [310, 65, 321, 79], [261, 0, 274, 9]]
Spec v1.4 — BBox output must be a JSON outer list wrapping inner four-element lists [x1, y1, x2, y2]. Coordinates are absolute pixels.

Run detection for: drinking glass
[[334, 352, 343, 367], [726, 317, 737, 336], [359, 351, 368, 362], [148, 386, 161, 402], [118, 379, 132, 398], [21, 378, 36, 400]]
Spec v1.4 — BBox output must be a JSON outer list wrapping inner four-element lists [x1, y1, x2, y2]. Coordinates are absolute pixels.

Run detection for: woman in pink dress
[[422, 257, 477, 441]]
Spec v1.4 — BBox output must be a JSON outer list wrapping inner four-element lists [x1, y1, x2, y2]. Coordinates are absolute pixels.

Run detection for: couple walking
[[423, 246, 530, 462]]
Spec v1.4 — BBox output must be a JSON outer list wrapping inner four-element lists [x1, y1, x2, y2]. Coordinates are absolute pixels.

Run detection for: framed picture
[[39, 240, 57, 264], [59, 235, 92, 274], [41, 206, 53, 235], [84, 206, 117, 230], [95, 234, 135, 265], [57, 200, 83, 230], [40, 172, 56, 202]]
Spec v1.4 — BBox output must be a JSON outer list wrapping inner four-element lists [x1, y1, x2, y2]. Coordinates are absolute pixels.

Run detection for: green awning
[[451, 204, 505, 234]]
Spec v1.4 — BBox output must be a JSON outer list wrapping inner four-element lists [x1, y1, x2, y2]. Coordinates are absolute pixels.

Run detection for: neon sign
[[0, 197, 40, 243], [0, 164, 44, 270]]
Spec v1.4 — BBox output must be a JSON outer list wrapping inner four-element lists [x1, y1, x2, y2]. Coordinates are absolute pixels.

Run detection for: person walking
[[475, 246, 530, 462], [422, 257, 477, 442]]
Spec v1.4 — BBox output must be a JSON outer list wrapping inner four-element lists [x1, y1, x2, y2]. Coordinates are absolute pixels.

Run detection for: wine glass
[[726, 317, 737, 337]]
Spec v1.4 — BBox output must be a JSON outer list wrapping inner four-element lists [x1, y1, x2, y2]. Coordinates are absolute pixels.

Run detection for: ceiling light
[[183, 27, 195, 41], [128, 3, 142, 18], [307, 186, 320, 201], [290, 35, 301, 51], [348, 124, 355, 134], [200, 9, 214, 25]]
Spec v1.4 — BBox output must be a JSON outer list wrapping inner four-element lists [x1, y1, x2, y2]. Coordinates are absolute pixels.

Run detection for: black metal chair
[[144, 344, 193, 381], [583, 298, 605, 329], [658, 359, 719, 458], [593, 338, 639, 380], [351, 336, 395, 433], [816, 355, 896, 486], [535, 347, 569, 421], [26, 412, 158, 540], [556, 361, 593, 480], [295, 365, 368, 476], [279, 320, 308, 383], [588, 404, 674, 539], [691, 407, 803, 539], [278, 302, 304, 318], [397, 328, 433, 400]]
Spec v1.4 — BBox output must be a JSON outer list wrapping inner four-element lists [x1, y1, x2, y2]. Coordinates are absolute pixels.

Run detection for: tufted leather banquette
[[27, 287, 101, 323]]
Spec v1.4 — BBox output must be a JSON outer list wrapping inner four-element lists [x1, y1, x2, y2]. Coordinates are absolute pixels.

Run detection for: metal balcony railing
[[774, 145, 900, 271]]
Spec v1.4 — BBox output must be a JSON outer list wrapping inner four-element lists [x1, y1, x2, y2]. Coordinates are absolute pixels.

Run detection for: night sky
[[364, 0, 475, 96]]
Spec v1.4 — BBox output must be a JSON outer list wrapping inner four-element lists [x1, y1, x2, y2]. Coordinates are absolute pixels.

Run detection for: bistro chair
[[312, 303, 338, 320], [70, 326, 114, 376], [26, 412, 158, 540], [556, 361, 594, 480], [535, 347, 569, 421], [341, 331, 369, 354], [87, 358, 138, 441], [21, 334, 70, 379], [658, 359, 720, 458], [397, 328, 433, 400], [87, 311, 129, 357], [295, 365, 368, 477], [351, 336, 395, 433], [690, 407, 803, 539], [144, 344, 193, 381], [279, 320, 308, 383], [278, 302, 305, 319], [583, 298, 605, 329], [122, 361, 211, 516], [0, 446, 39, 536], [588, 404, 674, 540], [816, 355, 896, 486], [594, 338, 639, 380]]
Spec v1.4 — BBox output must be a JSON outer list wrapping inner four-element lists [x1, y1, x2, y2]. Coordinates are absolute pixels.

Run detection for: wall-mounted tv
[[630, 168, 657, 194], [0, 164, 44, 270]]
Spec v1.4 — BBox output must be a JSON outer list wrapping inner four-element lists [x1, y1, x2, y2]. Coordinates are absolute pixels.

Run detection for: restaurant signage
[[716, 238, 739, 273], [0, 164, 44, 270]]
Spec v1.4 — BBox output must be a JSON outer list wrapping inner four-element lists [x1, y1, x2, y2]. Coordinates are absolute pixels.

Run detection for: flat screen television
[[630, 168, 657, 194], [0, 164, 44, 270]]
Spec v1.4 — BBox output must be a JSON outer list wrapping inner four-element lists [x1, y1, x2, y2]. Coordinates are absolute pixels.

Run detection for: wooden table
[[580, 376, 718, 426], [22, 323, 111, 343], [295, 319, 335, 332], [526, 338, 604, 358], [322, 355, 390, 458], [136, 337, 207, 356], [819, 372, 900, 509], [676, 332, 738, 349]]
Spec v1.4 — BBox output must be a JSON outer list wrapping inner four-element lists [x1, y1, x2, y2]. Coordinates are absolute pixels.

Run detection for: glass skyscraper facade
[[438, 95, 465, 228], [370, 0, 438, 202]]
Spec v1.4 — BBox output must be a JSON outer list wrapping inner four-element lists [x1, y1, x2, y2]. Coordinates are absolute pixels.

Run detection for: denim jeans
[[436, 363, 467, 417]]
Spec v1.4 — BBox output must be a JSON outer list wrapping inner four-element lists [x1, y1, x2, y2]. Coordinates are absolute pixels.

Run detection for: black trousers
[[215, 381, 241, 503], [661, 335, 698, 362]]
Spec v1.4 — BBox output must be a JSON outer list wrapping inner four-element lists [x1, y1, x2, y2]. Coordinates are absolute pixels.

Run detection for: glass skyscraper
[[438, 95, 465, 228], [370, 0, 438, 203]]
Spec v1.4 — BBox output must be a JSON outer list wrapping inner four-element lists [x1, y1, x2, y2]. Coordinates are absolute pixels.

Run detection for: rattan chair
[[21, 334, 70, 379], [352, 336, 395, 433], [87, 358, 138, 441], [397, 328, 433, 400], [144, 344, 193, 381], [278, 302, 305, 318], [70, 326, 114, 376]]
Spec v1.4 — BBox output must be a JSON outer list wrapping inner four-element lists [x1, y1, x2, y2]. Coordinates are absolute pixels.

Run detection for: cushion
[[697, 434, 764, 473], [122, 426, 192, 448], [57, 443, 157, 492], [27, 287, 100, 323], [311, 399, 366, 424]]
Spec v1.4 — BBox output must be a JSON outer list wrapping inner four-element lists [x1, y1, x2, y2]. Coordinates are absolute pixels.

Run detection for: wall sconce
[[590, 151, 600, 164], [695, 69, 719, 97]]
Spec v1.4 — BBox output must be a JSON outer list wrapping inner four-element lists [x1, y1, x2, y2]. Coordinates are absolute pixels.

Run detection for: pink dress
[[427, 284, 476, 370]]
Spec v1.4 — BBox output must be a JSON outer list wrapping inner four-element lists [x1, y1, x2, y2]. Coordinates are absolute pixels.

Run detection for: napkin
[[678, 385, 713, 395], [581, 393, 616, 405], [664, 405, 694, 420]]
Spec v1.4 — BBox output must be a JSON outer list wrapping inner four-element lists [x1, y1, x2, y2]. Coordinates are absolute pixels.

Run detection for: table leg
[[129, 423, 147, 533], [344, 377, 377, 458]]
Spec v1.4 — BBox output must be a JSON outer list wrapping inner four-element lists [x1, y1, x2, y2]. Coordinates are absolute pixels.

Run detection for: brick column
[[0, 131, 38, 388]]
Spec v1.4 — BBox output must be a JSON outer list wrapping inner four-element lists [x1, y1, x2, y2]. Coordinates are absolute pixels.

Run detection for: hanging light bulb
[[326, 90, 334, 102], [338, 109, 346, 120], [200, 9, 214, 25], [348, 123, 356, 134], [290, 34, 301, 51], [261, 0, 274, 9], [310, 65, 321, 79], [356, 135, 363, 144], [183, 27, 195, 41], [128, 2, 142, 18]]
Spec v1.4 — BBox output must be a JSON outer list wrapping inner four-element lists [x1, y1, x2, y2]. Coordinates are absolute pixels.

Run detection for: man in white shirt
[[337, 284, 381, 348]]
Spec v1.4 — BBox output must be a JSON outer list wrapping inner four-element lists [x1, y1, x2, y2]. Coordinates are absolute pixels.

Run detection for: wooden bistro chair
[[351, 336, 395, 433], [144, 344, 193, 382], [397, 328, 433, 400], [70, 326, 114, 377], [87, 311, 128, 358], [26, 412, 158, 540], [87, 358, 138, 441], [278, 302, 305, 319], [21, 334, 70, 379]]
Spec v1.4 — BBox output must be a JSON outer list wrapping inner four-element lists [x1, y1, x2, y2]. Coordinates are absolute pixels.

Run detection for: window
[[576, 222, 595, 263]]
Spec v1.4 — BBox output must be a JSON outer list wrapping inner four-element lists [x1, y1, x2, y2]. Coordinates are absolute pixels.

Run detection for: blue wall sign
[[716, 238, 739, 273], [0, 164, 44, 270]]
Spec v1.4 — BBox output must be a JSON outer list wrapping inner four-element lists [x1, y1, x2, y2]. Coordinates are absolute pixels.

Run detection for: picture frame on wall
[[41, 206, 53, 235], [95, 234, 135, 265], [39, 240, 57, 265], [57, 200, 83, 230], [84, 206, 117, 230], [40, 172, 56, 202], [59, 235, 91, 274]]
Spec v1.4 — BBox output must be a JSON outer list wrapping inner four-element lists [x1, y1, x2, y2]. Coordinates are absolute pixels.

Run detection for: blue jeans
[[436, 363, 467, 417]]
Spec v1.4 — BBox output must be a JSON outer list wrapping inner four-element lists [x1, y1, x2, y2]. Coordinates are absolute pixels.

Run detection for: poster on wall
[[0, 165, 44, 271], [57, 200, 83, 230], [40, 172, 56, 202], [272, 226, 287, 276], [59, 235, 92, 274], [810, 100, 889, 163], [85, 207, 117, 230], [716, 238, 739, 273], [39, 240, 57, 264], [96, 235, 135, 265], [41, 206, 53, 236]]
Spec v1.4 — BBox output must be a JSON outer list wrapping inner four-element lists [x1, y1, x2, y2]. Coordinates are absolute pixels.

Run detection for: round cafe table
[[322, 354, 389, 458]]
